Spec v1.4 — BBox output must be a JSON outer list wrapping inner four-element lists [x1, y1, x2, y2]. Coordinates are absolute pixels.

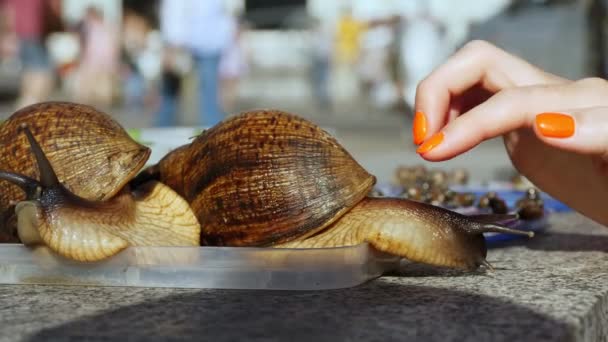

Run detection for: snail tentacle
[[0, 171, 41, 200], [466, 223, 534, 238], [467, 213, 519, 224], [480, 259, 495, 272], [19, 123, 59, 187]]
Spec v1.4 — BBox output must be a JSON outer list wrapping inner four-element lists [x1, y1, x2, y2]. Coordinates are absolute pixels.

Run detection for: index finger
[[414, 40, 567, 141]]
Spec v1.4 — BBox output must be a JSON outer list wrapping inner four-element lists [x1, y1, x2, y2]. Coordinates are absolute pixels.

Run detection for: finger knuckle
[[494, 87, 518, 104], [462, 40, 496, 54], [416, 76, 432, 95], [577, 77, 608, 92]]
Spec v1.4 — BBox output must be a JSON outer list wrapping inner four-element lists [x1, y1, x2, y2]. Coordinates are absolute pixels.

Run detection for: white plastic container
[[0, 244, 401, 290]]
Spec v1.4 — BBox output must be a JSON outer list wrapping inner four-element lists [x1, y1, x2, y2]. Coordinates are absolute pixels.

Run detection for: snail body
[[279, 198, 521, 270], [516, 188, 545, 220]]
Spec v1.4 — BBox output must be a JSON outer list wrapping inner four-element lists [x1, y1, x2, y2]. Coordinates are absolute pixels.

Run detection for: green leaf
[[127, 128, 141, 142]]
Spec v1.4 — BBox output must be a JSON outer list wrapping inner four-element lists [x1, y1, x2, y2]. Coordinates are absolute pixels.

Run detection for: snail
[[0, 102, 200, 261], [394, 165, 427, 187], [478, 191, 508, 215], [136, 109, 533, 271], [448, 168, 469, 185], [516, 188, 545, 220], [446, 191, 476, 208]]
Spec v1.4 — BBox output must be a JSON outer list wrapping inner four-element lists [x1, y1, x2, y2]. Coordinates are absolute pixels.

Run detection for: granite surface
[[1, 212, 608, 342]]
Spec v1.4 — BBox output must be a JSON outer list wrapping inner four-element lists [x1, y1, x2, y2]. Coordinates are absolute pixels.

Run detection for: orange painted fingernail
[[413, 111, 427, 145], [535, 113, 574, 138], [416, 132, 444, 154]]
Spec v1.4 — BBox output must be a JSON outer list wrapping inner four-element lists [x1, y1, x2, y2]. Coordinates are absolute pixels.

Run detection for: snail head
[[0, 123, 64, 201], [0, 124, 201, 262]]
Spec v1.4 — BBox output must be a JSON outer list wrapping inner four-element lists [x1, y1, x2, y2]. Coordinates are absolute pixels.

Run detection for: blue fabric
[[19, 39, 50, 70], [154, 72, 179, 127], [154, 54, 224, 127], [155, 91, 177, 127], [311, 56, 330, 109], [195, 53, 224, 127]]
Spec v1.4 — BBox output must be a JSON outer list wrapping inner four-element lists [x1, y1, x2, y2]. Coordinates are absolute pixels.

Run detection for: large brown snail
[[0, 102, 532, 271], [0, 103, 200, 260], [136, 109, 532, 270]]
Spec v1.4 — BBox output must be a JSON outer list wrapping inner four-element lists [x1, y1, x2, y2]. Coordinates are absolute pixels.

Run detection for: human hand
[[413, 40, 608, 226]]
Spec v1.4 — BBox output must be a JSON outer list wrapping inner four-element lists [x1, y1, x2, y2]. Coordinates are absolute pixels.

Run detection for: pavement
[[3, 212, 608, 341]]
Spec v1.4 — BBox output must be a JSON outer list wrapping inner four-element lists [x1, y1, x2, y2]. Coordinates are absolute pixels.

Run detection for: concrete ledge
[[1, 212, 607, 341]]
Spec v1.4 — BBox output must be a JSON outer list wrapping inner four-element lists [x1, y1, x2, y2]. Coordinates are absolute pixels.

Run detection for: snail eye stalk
[[19, 123, 60, 188], [0, 171, 41, 200], [0, 124, 58, 201]]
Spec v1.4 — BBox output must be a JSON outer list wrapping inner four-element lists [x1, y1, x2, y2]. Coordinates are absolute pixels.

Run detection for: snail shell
[[0, 102, 150, 210], [0, 103, 200, 261], [146, 110, 376, 246]]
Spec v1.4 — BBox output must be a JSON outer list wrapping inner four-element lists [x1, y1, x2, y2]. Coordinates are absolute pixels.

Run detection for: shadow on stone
[[489, 231, 608, 253], [528, 232, 608, 252], [386, 262, 493, 278], [28, 281, 572, 342]]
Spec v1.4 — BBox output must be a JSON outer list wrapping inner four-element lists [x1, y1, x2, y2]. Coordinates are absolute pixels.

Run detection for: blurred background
[[0, 0, 604, 183]]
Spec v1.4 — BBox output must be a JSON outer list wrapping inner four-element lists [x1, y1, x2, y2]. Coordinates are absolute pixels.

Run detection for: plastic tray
[[0, 243, 401, 290]]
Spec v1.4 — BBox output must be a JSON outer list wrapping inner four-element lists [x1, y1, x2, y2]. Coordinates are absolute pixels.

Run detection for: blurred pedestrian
[[121, 8, 151, 111], [155, 0, 190, 126], [187, 0, 233, 127], [155, 0, 232, 127], [0, 7, 19, 67], [398, 1, 447, 110], [72, 6, 119, 108], [219, 15, 248, 115], [358, 20, 397, 109], [333, 7, 366, 103], [0, 0, 62, 109], [308, 17, 332, 111], [335, 8, 365, 67]]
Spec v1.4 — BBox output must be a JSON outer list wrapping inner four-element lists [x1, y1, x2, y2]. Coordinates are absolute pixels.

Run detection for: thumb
[[534, 107, 608, 157]]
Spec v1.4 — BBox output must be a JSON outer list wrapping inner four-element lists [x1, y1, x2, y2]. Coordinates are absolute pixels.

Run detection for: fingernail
[[417, 132, 444, 154], [535, 113, 575, 138], [413, 111, 427, 145]]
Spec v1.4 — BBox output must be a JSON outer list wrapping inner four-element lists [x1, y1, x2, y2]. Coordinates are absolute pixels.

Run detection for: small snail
[[427, 186, 448, 206], [516, 188, 544, 220], [448, 192, 476, 208], [429, 169, 448, 187], [478, 191, 508, 214], [449, 168, 469, 185], [0, 103, 200, 261], [394, 164, 426, 187], [137, 110, 533, 271]]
